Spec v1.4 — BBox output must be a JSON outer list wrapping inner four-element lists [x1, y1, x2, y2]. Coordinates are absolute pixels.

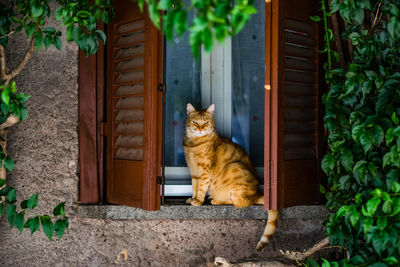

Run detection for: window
[[164, 0, 265, 196], [79, 0, 324, 211]]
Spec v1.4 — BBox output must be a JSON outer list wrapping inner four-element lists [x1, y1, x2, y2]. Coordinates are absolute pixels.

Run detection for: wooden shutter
[[264, 0, 324, 210], [106, 0, 162, 210]]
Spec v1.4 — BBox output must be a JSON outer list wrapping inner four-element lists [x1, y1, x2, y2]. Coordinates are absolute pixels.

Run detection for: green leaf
[[34, 31, 43, 51], [377, 216, 387, 230], [6, 204, 16, 227], [4, 156, 15, 172], [0, 178, 6, 187], [1, 87, 10, 106], [15, 212, 25, 232], [365, 197, 381, 216], [66, 24, 74, 42], [53, 202, 66, 217], [340, 148, 354, 171], [363, 217, 373, 234], [350, 209, 360, 226], [382, 200, 392, 214], [53, 36, 62, 50], [95, 30, 106, 44], [392, 112, 399, 125], [25, 23, 36, 38], [27, 193, 39, 210], [309, 16, 321, 22], [359, 131, 374, 153], [20, 199, 28, 209], [31, 4, 44, 18], [391, 198, 400, 216], [40, 215, 54, 240], [386, 128, 394, 145], [0, 185, 13, 196], [322, 153, 335, 174], [321, 259, 331, 267], [392, 181, 400, 193], [352, 125, 363, 141], [54, 218, 69, 239], [371, 125, 384, 146], [353, 8, 364, 24], [383, 256, 398, 265], [6, 188, 16, 203], [55, 7, 64, 21], [29, 216, 40, 235]]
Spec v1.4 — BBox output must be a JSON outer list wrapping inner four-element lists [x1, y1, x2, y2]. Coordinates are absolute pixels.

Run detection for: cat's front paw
[[186, 197, 194, 204], [190, 198, 203, 206]]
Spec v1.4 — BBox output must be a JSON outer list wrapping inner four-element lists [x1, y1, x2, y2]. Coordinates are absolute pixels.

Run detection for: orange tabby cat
[[183, 103, 279, 250]]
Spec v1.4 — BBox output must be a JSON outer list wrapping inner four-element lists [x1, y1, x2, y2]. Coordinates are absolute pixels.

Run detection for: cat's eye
[[204, 122, 209, 125]]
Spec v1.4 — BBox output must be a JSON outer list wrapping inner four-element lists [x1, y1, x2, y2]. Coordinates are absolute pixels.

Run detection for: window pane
[[232, 1, 265, 169], [165, 13, 201, 167]]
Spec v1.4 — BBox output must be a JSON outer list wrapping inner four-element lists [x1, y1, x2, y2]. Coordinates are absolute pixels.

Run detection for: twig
[[369, 2, 382, 35], [280, 237, 334, 263], [328, 0, 346, 68], [0, 30, 16, 39]]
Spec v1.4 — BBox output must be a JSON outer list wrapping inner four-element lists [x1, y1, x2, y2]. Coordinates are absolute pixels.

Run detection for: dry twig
[[280, 237, 338, 264]]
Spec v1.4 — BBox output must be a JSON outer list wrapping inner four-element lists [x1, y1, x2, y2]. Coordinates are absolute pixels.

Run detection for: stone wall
[[0, 7, 328, 266]]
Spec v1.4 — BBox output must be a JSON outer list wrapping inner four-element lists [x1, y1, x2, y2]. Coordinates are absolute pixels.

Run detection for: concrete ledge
[[77, 204, 329, 220]]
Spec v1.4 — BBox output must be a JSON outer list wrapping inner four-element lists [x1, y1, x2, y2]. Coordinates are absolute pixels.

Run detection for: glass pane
[[232, 1, 265, 172], [165, 10, 201, 167]]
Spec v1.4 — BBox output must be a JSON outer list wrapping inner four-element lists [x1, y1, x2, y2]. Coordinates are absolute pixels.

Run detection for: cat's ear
[[187, 103, 196, 115], [206, 104, 215, 115]]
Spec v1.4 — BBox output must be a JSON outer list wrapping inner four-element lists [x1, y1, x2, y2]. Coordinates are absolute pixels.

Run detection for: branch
[[369, 2, 382, 35], [6, 37, 35, 85], [0, 44, 6, 82], [0, 114, 19, 130], [328, 0, 346, 68], [280, 237, 336, 263]]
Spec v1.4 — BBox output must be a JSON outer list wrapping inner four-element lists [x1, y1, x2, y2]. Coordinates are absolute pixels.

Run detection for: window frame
[[79, 0, 325, 211]]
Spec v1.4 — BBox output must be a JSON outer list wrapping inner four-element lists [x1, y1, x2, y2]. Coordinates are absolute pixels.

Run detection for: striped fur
[[256, 210, 279, 251], [184, 104, 279, 250]]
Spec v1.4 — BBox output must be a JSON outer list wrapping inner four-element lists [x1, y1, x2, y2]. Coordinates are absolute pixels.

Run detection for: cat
[[183, 103, 279, 250]]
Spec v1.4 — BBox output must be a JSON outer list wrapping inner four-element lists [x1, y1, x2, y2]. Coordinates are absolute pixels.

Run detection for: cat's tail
[[256, 209, 279, 251]]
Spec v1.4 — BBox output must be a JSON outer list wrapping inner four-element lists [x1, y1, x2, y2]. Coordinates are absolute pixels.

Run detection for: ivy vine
[[308, 0, 400, 266]]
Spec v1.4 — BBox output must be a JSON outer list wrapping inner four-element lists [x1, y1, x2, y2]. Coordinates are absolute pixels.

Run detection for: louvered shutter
[[264, 0, 324, 209], [106, 0, 162, 210]]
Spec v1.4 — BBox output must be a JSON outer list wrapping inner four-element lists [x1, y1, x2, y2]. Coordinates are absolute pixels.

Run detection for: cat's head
[[185, 103, 215, 137]]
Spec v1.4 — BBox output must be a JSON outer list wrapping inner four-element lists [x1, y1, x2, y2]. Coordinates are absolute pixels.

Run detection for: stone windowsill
[[77, 204, 329, 220]]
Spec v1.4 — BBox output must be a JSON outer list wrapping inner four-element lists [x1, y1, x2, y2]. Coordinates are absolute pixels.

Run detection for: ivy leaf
[[31, 4, 44, 18], [391, 198, 400, 216], [359, 131, 374, 153], [392, 181, 400, 193], [29, 216, 40, 236], [321, 153, 335, 174], [4, 156, 15, 172], [40, 215, 54, 240], [54, 218, 69, 239], [371, 125, 384, 146], [6, 188, 17, 203], [15, 212, 25, 232], [27, 193, 39, 210], [382, 200, 392, 214], [365, 197, 381, 216], [340, 148, 354, 171], [0, 178, 6, 187], [377, 216, 387, 230], [383, 256, 399, 265], [20, 199, 28, 209], [6, 204, 16, 227], [53, 202, 66, 217]]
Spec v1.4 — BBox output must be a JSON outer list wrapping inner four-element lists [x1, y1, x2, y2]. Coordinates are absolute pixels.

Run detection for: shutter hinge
[[158, 83, 166, 93], [99, 122, 107, 136], [157, 175, 165, 185]]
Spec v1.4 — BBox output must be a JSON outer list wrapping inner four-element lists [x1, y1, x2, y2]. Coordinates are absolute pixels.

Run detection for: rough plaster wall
[[0, 4, 327, 266]]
